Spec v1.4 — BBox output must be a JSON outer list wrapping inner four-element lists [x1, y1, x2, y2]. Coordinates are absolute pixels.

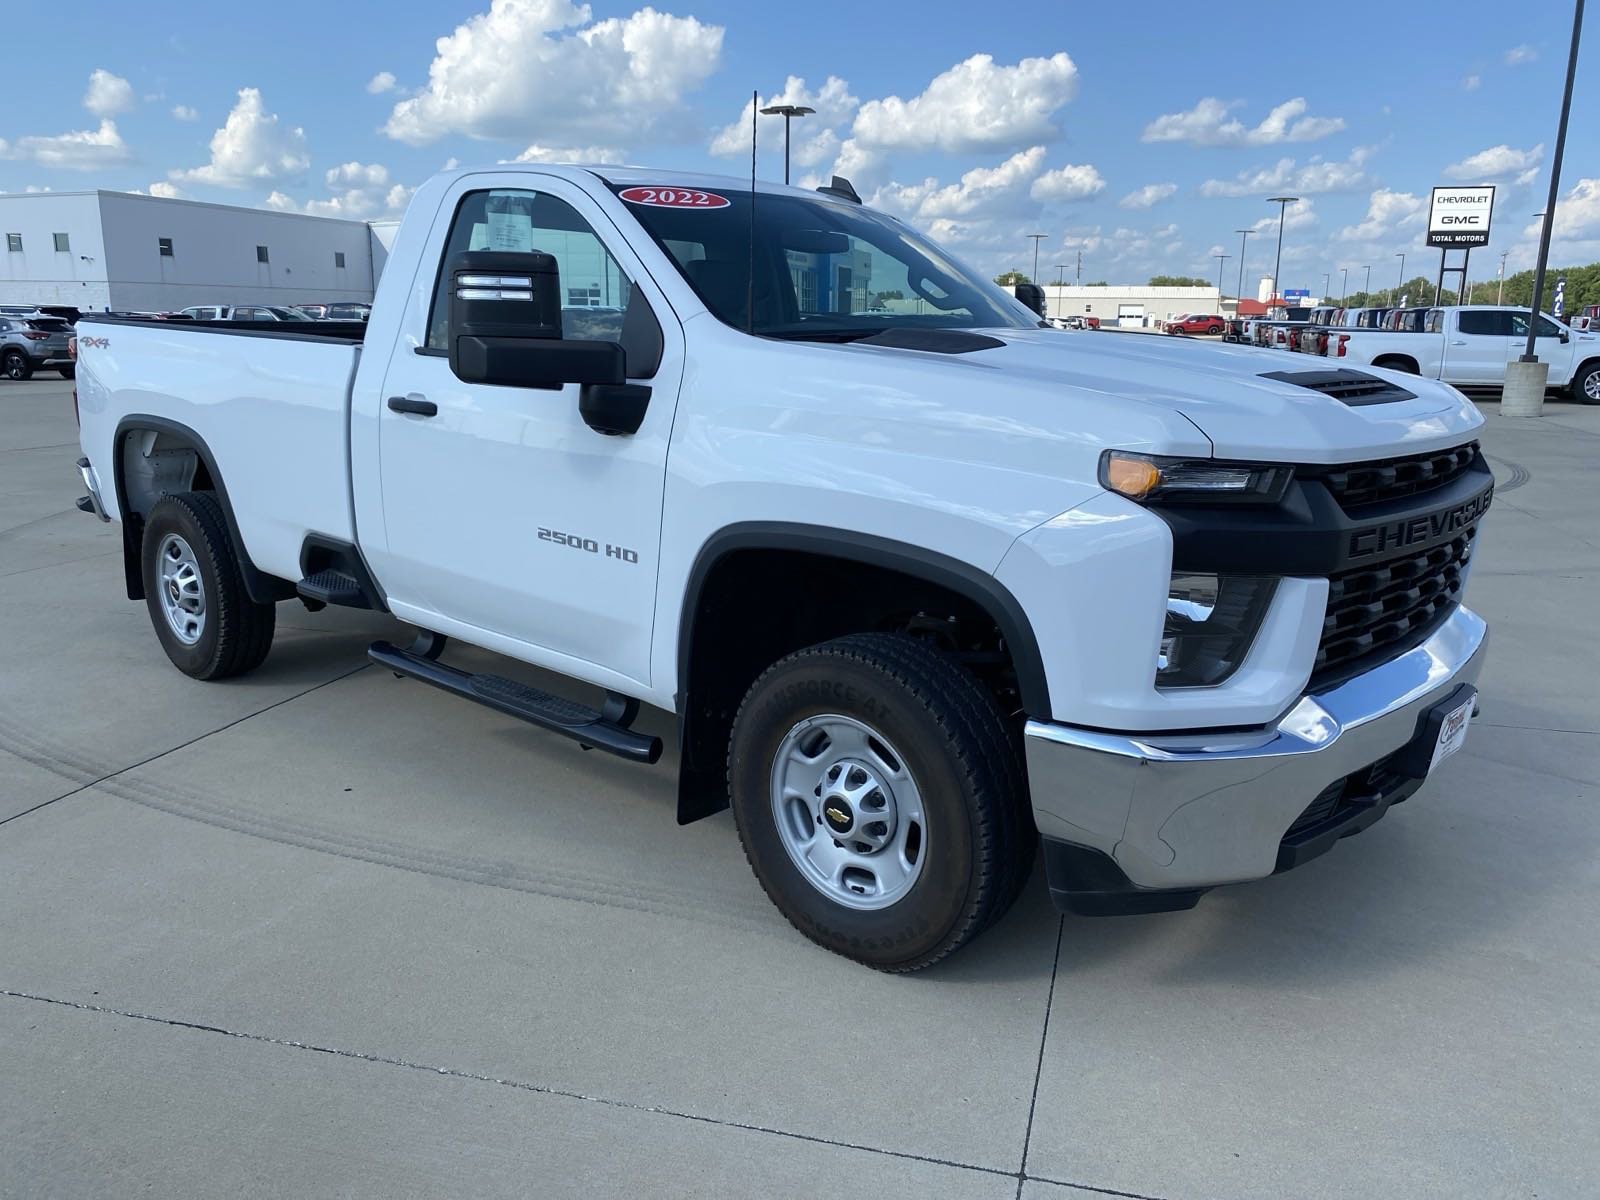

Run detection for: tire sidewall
[[142, 499, 226, 677], [1575, 363, 1600, 405], [4, 351, 31, 380], [730, 654, 980, 966]]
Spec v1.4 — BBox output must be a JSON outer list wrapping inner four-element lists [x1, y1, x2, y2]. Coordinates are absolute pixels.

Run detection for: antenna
[[747, 88, 757, 335]]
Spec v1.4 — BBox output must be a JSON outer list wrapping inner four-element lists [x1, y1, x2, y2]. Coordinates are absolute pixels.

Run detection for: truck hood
[[852, 326, 1481, 464]]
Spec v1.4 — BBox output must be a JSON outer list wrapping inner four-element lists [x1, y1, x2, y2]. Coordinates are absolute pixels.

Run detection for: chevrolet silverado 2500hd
[[74, 165, 1493, 970], [1328, 305, 1600, 401]]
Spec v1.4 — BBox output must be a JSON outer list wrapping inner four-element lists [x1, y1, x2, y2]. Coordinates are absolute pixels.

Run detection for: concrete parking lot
[[3, 375, 1597, 1199]]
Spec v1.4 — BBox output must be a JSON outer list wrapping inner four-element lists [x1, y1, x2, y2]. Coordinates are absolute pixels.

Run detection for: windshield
[[608, 184, 1038, 340]]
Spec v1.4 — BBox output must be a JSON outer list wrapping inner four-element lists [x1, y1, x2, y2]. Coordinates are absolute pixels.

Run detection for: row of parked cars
[[1232, 303, 1600, 403]]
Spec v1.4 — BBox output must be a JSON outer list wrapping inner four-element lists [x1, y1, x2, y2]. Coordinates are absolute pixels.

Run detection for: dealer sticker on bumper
[[1428, 694, 1474, 774]]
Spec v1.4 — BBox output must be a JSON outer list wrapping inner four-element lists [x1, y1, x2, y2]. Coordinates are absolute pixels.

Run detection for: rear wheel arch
[[1571, 357, 1600, 404], [673, 523, 1050, 824], [1372, 354, 1420, 375], [111, 415, 294, 604]]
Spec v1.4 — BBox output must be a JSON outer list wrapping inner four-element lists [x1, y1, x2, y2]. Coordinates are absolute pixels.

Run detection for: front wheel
[[3, 351, 33, 381], [141, 492, 276, 679], [1572, 361, 1600, 405], [58, 364, 75, 379], [728, 633, 1033, 971]]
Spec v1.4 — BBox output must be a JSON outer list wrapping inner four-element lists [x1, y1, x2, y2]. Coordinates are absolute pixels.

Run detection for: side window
[[1534, 314, 1563, 337], [1458, 311, 1511, 336], [425, 188, 634, 351]]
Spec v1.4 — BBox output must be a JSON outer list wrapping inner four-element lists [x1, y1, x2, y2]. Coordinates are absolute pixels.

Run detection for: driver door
[[373, 174, 683, 688]]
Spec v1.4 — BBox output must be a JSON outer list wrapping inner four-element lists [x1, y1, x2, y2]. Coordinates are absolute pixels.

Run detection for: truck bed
[[75, 314, 364, 587]]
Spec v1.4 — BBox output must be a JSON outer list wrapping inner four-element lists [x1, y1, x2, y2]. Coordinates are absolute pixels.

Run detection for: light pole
[[1054, 264, 1070, 318], [1340, 267, 1349, 303], [1234, 229, 1254, 302], [1395, 253, 1406, 303], [1026, 234, 1048, 284], [1321, 273, 1330, 302], [758, 103, 815, 185], [1214, 253, 1232, 301], [1362, 264, 1372, 299], [1267, 196, 1299, 309], [1498, 251, 1509, 304]]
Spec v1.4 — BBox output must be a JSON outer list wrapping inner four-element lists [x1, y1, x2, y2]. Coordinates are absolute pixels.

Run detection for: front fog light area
[[1158, 573, 1278, 687]]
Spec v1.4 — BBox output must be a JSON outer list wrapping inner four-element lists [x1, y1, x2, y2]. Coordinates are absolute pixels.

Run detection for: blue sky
[[3, 0, 1595, 291]]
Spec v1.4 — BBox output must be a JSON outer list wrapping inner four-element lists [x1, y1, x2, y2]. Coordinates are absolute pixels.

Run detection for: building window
[[158, 237, 174, 257], [256, 245, 270, 264], [5, 234, 20, 253], [53, 233, 70, 252], [334, 251, 346, 268]]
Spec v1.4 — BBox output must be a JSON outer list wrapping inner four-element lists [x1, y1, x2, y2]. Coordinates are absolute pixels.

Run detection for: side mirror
[[1560, 328, 1570, 343]]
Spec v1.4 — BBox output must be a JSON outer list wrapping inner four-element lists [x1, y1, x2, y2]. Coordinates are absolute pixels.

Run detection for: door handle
[[1448, 340, 1468, 346], [387, 395, 437, 417]]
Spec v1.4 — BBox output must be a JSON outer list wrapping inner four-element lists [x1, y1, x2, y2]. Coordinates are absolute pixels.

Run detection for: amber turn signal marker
[[1104, 454, 1163, 499]]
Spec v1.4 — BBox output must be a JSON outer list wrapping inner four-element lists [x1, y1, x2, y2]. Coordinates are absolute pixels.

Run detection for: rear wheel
[[728, 633, 1033, 971], [3, 350, 32, 381], [141, 492, 275, 680], [1572, 361, 1600, 405], [57, 365, 75, 380]]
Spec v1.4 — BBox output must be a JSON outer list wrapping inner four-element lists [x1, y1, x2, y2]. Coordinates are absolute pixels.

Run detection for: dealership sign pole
[[1427, 186, 1494, 304]]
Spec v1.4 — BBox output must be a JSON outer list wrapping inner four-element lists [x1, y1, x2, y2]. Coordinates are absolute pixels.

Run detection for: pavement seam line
[[1015, 916, 1067, 1199], [0, 987, 1030, 1186], [0, 662, 373, 829]]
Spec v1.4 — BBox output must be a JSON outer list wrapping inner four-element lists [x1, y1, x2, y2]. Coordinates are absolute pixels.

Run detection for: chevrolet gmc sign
[[1427, 186, 1495, 248]]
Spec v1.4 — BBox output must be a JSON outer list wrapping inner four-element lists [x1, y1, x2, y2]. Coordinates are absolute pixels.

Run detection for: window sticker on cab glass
[[618, 187, 730, 210]]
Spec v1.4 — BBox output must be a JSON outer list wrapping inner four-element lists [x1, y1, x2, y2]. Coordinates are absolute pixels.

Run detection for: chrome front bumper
[[1025, 605, 1488, 901]]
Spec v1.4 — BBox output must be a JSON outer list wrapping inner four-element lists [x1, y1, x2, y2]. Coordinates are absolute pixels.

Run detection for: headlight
[[1158, 573, 1278, 687], [1101, 451, 1292, 504]]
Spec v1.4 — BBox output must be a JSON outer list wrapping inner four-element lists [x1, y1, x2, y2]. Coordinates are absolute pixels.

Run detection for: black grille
[[1282, 752, 1415, 842], [1312, 442, 1479, 510], [1314, 531, 1474, 686]]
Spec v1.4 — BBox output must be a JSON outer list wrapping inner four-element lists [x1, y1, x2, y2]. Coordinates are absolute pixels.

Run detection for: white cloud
[[1120, 182, 1177, 209], [709, 76, 857, 170], [849, 52, 1077, 155], [267, 178, 415, 220], [510, 144, 625, 163], [383, 0, 723, 147], [366, 71, 398, 95], [172, 104, 198, 121], [0, 120, 132, 170], [1525, 177, 1600, 239], [1337, 189, 1426, 241], [873, 146, 1049, 221], [84, 70, 136, 118], [1142, 96, 1344, 146], [172, 88, 309, 188], [1462, 74, 1481, 91], [1030, 161, 1105, 203], [1505, 44, 1537, 65], [1199, 147, 1372, 197], [325, 161, 390, 188], [1443, 142, 1543, 180], [149, 181, 183, 199]]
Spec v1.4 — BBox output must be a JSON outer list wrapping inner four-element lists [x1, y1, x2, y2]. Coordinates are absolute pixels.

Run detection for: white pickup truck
[[1327, 305, 1600, 402], [73, 164, 1494, 969]]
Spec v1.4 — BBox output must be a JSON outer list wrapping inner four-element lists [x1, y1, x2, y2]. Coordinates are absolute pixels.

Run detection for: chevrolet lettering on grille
[[1347, 487, 1494, 560]]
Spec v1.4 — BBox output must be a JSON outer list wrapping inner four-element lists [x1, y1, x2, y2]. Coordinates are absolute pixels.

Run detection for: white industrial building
[[1041, 285, 1222, 327], [0, 190, 385, 313]]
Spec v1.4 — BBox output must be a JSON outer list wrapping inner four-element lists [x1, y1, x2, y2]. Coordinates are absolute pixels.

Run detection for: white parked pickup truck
[[1327, 305, 1600, 402], [73, 165, 1494, 969]]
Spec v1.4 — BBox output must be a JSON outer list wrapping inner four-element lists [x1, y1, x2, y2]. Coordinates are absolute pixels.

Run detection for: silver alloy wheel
[[770, 713, 926, 910], [1585, 369, 1600, 401], [156, 533, 206, 645]]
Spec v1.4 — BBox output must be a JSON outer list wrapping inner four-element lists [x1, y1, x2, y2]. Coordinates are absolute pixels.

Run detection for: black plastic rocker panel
[[368, 640, 662, 764]]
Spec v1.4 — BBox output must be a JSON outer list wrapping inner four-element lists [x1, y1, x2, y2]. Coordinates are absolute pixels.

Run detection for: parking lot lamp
[[1395, 253, 1406, 303], [1498, 252, 1509, 304], [1054, 265, 1070, 317], [1234, 229, 1254, 301], [758, 104, 815, 185], [1362, 264, 1372, 299], [1340, 267, 1349, 302], [1215, 253, 1232, 299], [1321, 273, 1330, 302], [1267, 196, 1299, 308], [1027, 234, 1048, 284]]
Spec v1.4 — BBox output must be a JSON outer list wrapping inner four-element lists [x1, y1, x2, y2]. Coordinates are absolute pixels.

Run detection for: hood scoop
[[1257, 368, 1416, 407], [856, 328, 1006, 354]]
